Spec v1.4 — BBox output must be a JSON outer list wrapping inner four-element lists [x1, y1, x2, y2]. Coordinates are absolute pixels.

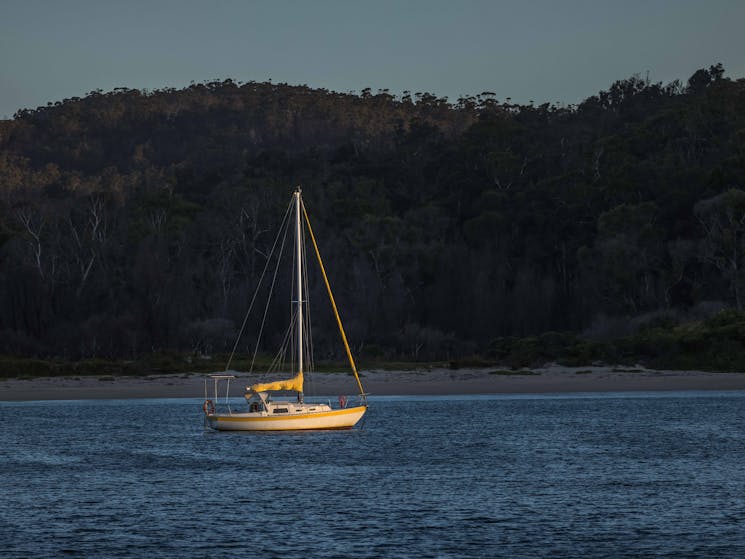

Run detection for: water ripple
[[2, 393, 745, 557]]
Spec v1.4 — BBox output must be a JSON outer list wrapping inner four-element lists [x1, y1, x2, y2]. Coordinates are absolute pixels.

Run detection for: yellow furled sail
[[247, 370, 304, 394]]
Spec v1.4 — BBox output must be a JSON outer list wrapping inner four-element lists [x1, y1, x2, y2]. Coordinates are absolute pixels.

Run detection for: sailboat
[[203, 189, 368, 431]]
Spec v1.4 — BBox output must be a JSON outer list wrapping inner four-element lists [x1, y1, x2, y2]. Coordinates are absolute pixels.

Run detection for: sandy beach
[[2, 365, 745, 401]]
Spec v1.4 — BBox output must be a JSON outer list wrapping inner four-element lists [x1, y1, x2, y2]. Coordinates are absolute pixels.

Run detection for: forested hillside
[[1, 65, 745, 364]]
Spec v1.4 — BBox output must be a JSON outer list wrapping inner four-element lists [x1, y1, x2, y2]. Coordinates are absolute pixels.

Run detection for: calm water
[[2, 392, 745, 558]]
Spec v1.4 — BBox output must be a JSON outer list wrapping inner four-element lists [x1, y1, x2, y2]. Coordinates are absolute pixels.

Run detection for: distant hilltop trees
[[1, 64, 744, 362]]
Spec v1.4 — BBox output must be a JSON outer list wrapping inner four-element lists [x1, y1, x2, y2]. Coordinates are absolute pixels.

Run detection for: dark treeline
[[1, 65, 744, 364]]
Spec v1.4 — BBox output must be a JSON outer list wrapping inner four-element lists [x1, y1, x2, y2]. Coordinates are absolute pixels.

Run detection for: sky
[[2, 0, 745, 119]]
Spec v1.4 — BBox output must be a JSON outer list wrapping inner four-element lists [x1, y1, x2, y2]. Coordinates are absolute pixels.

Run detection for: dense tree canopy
[[1, 66, 744, 362]]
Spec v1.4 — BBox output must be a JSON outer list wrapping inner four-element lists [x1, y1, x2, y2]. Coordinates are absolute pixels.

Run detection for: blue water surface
[[2, 392, 745, 558]]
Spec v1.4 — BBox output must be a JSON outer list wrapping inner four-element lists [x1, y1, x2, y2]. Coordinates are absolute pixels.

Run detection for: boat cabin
[[244, 391, 332, 416]]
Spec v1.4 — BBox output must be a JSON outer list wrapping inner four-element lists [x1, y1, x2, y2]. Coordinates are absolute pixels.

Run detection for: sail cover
[[247, 371, 304, 393]]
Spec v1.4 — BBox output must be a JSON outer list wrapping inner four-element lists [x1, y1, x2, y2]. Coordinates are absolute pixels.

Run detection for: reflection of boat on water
[[202, 189, 367, 431]]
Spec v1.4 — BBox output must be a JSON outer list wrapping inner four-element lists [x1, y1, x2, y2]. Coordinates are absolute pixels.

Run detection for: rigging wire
[[301, 198, 366, 400], [249, 204, 292, 375], [224, 199, 293, 373], [301, 223, 315, 395], [267, 312, 296, 376], [289, 223, 297, 377]]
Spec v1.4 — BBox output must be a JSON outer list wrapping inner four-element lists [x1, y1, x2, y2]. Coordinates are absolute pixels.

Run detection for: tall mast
[[295, 189, 303, 376]]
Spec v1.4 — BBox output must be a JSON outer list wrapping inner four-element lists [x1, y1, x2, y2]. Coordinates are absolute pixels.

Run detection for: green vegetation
[[1, 65, 745, 370], [2, 309, 745, 378], [488, 310, 745, 372]]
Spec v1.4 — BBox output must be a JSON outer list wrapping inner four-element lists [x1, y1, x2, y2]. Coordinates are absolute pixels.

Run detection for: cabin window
[[273, 408, 289, 414]]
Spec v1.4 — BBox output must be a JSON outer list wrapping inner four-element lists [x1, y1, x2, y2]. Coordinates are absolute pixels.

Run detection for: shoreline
[[2, 366, 745, 401]]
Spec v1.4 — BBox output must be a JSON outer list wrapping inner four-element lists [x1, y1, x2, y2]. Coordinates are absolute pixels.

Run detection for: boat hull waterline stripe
[[207, 405, 367, 431]]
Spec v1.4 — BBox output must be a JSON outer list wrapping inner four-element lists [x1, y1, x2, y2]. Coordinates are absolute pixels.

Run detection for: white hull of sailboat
[[207, 405, 367, 431]]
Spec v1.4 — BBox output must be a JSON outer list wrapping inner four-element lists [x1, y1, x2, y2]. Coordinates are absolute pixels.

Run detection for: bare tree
[[68, 196, 109, 297], [695, 189, 745, 310], [15, 206, 46, 279]]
